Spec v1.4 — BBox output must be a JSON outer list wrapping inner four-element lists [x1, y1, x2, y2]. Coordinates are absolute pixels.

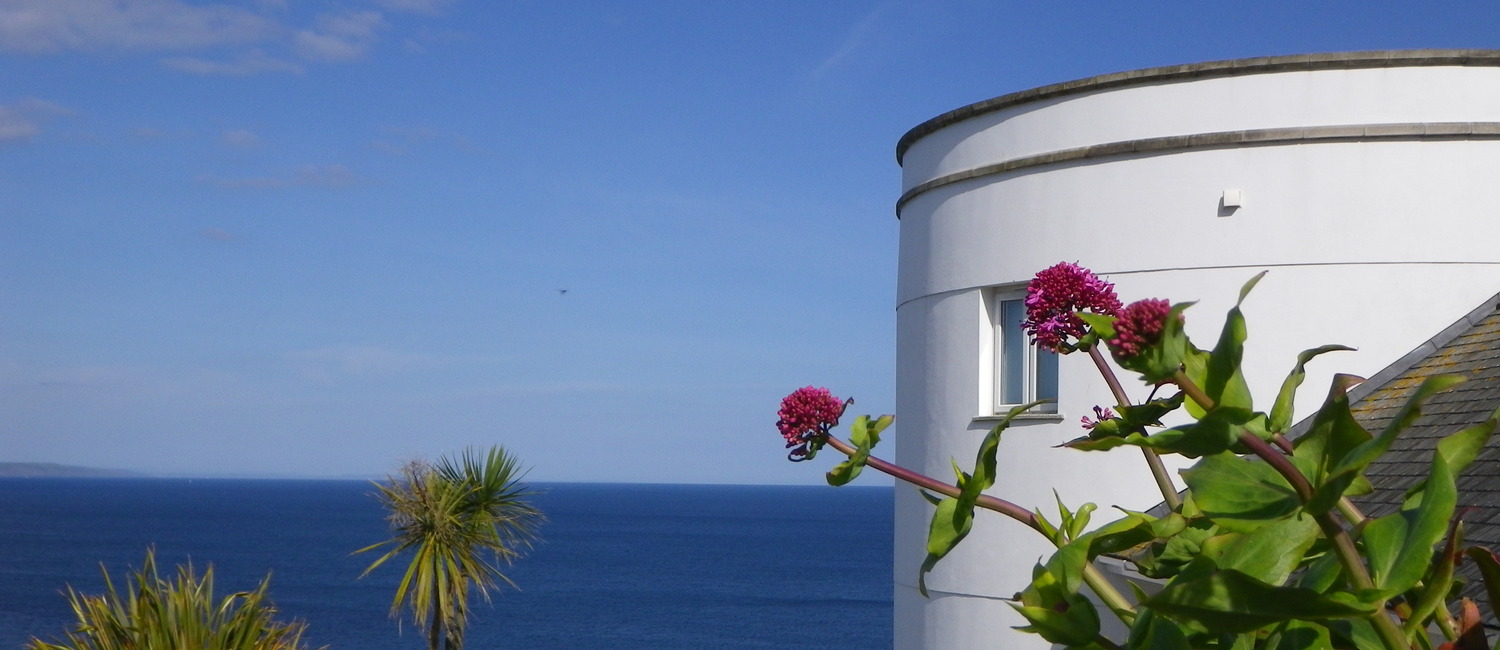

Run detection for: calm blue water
[[0, 480, 892, 649]]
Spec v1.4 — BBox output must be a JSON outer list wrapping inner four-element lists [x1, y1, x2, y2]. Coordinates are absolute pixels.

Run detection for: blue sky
[[3, 1, 1499, 484]]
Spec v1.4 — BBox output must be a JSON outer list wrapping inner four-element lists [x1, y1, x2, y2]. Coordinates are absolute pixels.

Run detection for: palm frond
[[27, 549, 313, 650], [356, 445, 545, 650]]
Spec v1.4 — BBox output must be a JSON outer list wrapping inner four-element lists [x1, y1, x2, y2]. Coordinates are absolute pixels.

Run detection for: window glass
[[1000, 299, 1026, 405], [993, 293, 1059, 413]]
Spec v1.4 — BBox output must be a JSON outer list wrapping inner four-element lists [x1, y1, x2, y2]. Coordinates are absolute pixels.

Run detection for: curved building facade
[[892, 50, 1500, 649]]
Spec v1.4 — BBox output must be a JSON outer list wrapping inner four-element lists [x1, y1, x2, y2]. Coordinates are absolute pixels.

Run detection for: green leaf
[[1076, 311, 1117, 340], [1293, 548, 1345, 594], [1324, 619, 1385, 650], [918, 497, 969, 597], [826, 415, 889, 486], [1399, 411, 1500, 499], [1013, 537, 1098, 645], [916, 402, 1040, 595], [1325, 375, 1465, 487], [1181, 452, 1300, 533], [1067, 406, 1267, 458], [1034, 509, 1061, 544], [1297, 375, 1373, 514], [1403, 519, 1462, 636], [1264, 620, 1334, 650], [1155, 407, 1269, 458], [1080, 394, 1186, 443], [1126, 608, 1192, 650], [1091, 511, 1186, 559], [1270, 346, 1355, 434], [1463, 547, 1500, 623], [1065, 502, 1096, 541], [1214, 514, 1320, 586], [1361, 452, 1458, 598], [1145, 568, 1374, 634], [1182, 348, 1211, 419], [1011, 594, 1101, 647], [1201, 272, 1263, 413], [1129, 520, 1218, 580]]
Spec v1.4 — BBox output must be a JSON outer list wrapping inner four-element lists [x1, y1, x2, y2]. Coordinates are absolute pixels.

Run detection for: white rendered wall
[[893, 54, 1500, 650]]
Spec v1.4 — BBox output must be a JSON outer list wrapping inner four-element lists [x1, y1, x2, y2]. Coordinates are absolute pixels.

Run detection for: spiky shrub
[[784, 265, 1500, 650], [28, 549, 312, 650]]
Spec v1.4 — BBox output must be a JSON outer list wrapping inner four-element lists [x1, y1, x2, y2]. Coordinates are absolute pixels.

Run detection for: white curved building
[[892, 50, 1500, 649]]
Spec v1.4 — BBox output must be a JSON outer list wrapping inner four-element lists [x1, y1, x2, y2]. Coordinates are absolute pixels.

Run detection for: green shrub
[[29, 549, 313, 650]]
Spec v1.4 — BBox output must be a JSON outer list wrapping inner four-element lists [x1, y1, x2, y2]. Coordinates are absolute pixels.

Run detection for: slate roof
[[1333, 290, 1500, 619]]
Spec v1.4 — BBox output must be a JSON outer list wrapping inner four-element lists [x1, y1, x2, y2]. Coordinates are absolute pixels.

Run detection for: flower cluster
[[1080, 405, 1116, 430], [1022, 262, 1122, 353], [1108, 298, 1173, 362], [776, 386, 847, 460]]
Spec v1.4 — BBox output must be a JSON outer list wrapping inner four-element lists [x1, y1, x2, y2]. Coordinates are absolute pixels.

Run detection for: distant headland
[[0, 463, 142, 478]]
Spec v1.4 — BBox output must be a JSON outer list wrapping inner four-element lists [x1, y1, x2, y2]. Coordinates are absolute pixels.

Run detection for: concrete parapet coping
[[896, 50, 1500, 165]]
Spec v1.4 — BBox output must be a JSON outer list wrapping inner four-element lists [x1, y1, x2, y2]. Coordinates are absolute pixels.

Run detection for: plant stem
[[1089, 347, 1181, 510], [1170, 369, 1409, 650], [820, 435, 1138, 626], [824, 436, 1038, 529], [1337, 497, 1369, 528]]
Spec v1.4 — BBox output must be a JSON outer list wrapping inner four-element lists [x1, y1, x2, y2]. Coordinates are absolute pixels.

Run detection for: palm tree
[[357, 446, 544, 650], [29, 548, 312, 650]]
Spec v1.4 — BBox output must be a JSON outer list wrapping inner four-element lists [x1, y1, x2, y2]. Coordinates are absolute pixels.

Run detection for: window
[[988, 290, 1058, 414]]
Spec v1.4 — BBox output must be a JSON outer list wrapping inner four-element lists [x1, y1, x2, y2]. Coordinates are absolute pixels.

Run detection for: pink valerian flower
[[1108, 298, 1173, 362], [1080, 406, 1116, 430], [777, 386, 848, 460], [1022, 262, 1123, 353]]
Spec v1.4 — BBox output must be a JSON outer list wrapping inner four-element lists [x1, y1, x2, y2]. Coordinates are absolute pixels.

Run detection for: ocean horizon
[[0, 479, 893, 649]]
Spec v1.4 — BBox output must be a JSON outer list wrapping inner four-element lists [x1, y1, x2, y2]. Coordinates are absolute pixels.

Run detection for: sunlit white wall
[[893, 51, 1500, 650]]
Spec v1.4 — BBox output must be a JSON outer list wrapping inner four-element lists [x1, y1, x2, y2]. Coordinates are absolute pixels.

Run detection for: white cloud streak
[[161, 49, 303, 76], [0, 97, 75, 145], [0, 1, 441, 75], [0, 0, 276, 53], [293, 10, 384, 62], [285, 346, 450, 383], [196, 164, 360, 189], [809, 2, 893, 80], [371, 0, 455, 16], [220, 128, 262, 149]]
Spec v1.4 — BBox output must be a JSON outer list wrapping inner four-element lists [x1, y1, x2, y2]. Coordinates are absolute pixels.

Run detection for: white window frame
[[983, 288, 1059, 416]]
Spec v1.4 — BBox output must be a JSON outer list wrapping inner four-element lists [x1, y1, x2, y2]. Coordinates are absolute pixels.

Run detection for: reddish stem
[[822, 436, 1040, 531], [1089, 346, 1181, 509]]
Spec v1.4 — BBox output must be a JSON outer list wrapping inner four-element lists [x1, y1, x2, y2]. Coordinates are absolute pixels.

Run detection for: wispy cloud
[[293, 10, 384, 62], [0, 0, 442, 75], [196, 164, 360, 189], [808, 2, 892, 80], [220, 128, 262, 149], [161, 49, 302, 76], [0, 97, 75, 144], [371, 0, 456, 16], [285, 346, 451, 384], [199, 227, 238, 241], [369, 125, 485, 155], [0, 0, 276, 53]]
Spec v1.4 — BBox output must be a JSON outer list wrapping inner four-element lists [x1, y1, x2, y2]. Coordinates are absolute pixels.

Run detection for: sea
[[0, 480, 893, 649]]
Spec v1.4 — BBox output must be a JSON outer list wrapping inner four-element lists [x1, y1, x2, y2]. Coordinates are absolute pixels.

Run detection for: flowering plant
[[782, 264, 1500, 650]]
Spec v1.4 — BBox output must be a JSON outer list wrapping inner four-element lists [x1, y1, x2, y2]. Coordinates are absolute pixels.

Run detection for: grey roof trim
[[895, 122, 1500, 218], [896, 49, 1500, 165], [1284, 288, 1500, 440]]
